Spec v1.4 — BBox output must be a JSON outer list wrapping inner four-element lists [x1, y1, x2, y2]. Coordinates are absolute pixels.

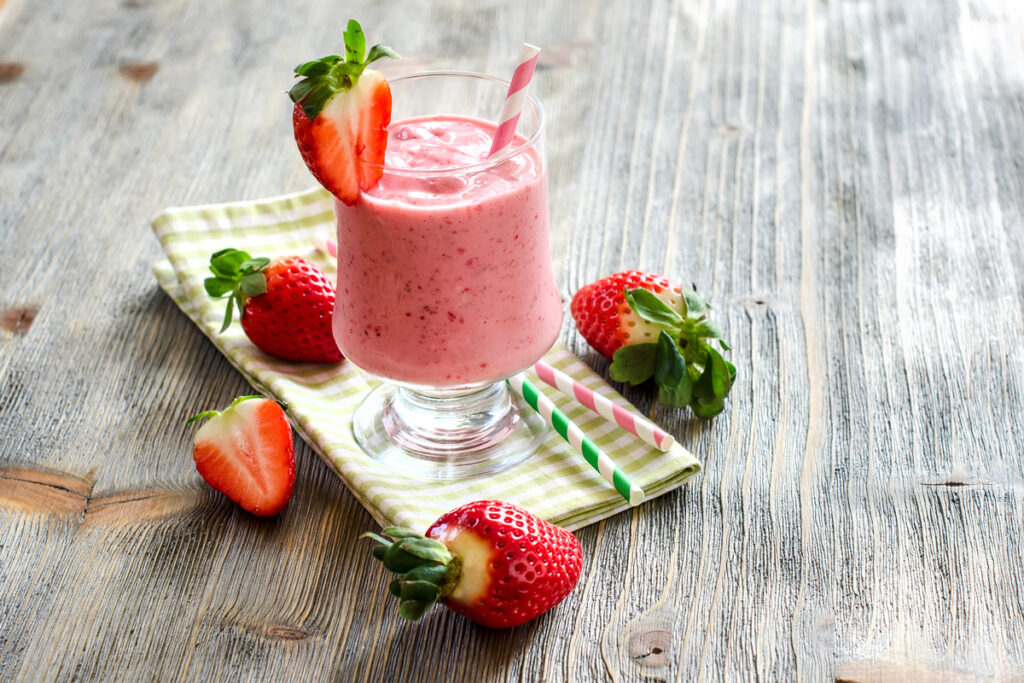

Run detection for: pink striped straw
[[313, 234, 337, 259], [487, 43, 541, 159], [534, 361, 675, 452]]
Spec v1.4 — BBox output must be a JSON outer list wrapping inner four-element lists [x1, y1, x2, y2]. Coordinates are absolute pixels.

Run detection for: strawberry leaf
[[399, 580, 441, 602], [204, 276, 235, 298], [239, 272, 267, 298], [691, 319, 723, 339], [690, 394, 726, 419], [404, 564, 449, 583], [609, 343, 657, 385], [288, 79, 319, 103], [382, 544, 425, 573], [219, 297, 234, 333], [343, 19, 366, 64], [686, 343, 733, 418], [294, 59, 333, 78], [654, 331, 685, 389], [682, 287, 709, 318], [625, 288, 684, 328], [210, 248, 251, 278], [366, 44, 401, 64], [399, 537, 453, 564], [398, 601, 432, 621], [240, 257, 270, 273], [702, 343, 733, 398], [297, 83, 335, 121], [658, 366, 696, 407]]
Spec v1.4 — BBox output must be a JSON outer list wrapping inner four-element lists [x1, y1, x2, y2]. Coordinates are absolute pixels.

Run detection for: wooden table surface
[[3, 0, 1024, 680]]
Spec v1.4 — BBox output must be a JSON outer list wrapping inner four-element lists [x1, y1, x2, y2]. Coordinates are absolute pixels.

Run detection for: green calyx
[[203, 248, 271, 333], [609, 286, 737, 419], [185, 395, 263, 426], [363, 527, 461, 621], [288, 19, 400, 120]]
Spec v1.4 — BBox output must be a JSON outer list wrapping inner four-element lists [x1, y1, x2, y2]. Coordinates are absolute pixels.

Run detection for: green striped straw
[[507, 373, 645, 506]]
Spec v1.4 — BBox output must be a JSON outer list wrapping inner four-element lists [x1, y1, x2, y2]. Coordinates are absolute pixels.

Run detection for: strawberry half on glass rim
[[289, 20, 399, 205]]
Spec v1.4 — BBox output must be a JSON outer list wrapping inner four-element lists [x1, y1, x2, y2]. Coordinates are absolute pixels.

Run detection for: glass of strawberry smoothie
[[333, 71, 562, 479]]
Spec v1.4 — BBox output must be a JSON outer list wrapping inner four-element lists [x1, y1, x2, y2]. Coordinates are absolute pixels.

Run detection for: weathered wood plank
[[2, 0, 1024, 680]]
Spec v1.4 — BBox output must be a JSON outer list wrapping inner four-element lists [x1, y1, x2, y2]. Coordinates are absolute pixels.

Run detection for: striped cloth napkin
[[151, 187, 701, 531]]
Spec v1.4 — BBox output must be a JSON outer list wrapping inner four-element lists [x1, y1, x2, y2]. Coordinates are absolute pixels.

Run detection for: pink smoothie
[[332, 115, 563, 386]]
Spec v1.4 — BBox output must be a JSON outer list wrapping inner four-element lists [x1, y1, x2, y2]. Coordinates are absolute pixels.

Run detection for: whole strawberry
[[187, 396, 295, 516], [289, 19, 399, 205], [364, 501, 583, 628], [571, 270, 736, 418], [204, 247, 343, 363]]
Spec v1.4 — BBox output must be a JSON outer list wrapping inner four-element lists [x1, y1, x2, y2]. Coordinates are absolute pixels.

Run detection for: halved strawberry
[[364, 501, 583, 628], [187, 396, 295, 516], [571, 271, 736, 418], [289, 20, 398, 205]]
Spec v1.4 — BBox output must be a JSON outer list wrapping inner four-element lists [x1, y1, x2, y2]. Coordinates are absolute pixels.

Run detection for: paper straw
[[507, 373, 644, 506], [314, 235, 338, 259], [534, 361, 675, 452], [487, 43, 541, 159]]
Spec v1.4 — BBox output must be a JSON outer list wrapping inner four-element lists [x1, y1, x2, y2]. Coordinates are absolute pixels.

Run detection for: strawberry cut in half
[[364, 501, 583, 629], [571, 270, 736, 418], [289, 19, 399, 205], [187, 396, 296, 517]]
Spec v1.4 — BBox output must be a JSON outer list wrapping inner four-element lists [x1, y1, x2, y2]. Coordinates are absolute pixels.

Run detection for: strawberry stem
[[610, 286, 736, 418], [185, 410, 220, 426], [363, 527, 462, 621], [203, 249, 270, 333], [186, 395, 264, 426], [288, 19, 399, 121]]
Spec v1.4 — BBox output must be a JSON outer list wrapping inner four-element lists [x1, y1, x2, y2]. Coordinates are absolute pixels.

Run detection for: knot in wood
[[627, 628, 672, 668], [265, 626, 310, 641], [0, 62, 25, 83], [119, 61, 159, 82], [1, 306, 38, 335]]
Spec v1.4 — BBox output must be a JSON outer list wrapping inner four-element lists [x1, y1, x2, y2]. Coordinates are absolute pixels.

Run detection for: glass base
[[352, 381, 548, 480]]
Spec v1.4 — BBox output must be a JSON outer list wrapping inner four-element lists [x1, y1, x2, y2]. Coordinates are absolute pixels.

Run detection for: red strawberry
[[289, 20, 399, 205], [364, 501, 583, 628], [570, 270, 736, 418], [571, 271, 683, 359], [204, 248, 343, 363], [187, 396, 295, 516]]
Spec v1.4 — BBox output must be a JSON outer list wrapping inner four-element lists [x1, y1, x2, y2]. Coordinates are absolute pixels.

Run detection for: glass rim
[[365, 70, 546, 176]]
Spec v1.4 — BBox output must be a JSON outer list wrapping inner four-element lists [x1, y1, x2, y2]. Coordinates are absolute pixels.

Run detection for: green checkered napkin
[[151, 187, 701, 531]]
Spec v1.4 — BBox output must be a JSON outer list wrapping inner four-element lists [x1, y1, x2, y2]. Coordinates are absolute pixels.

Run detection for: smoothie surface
[[366, 115, 541, 207]]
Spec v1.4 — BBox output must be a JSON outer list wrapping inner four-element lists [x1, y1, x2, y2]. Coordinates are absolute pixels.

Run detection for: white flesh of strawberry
[[194, 400, 267, 494], [430, 526, 493, 603], [319, 69, 386, 145], [624, 288, 684, 345]]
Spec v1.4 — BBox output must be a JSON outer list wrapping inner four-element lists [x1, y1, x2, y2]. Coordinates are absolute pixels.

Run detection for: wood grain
[[2, 0, 1024, 679]]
